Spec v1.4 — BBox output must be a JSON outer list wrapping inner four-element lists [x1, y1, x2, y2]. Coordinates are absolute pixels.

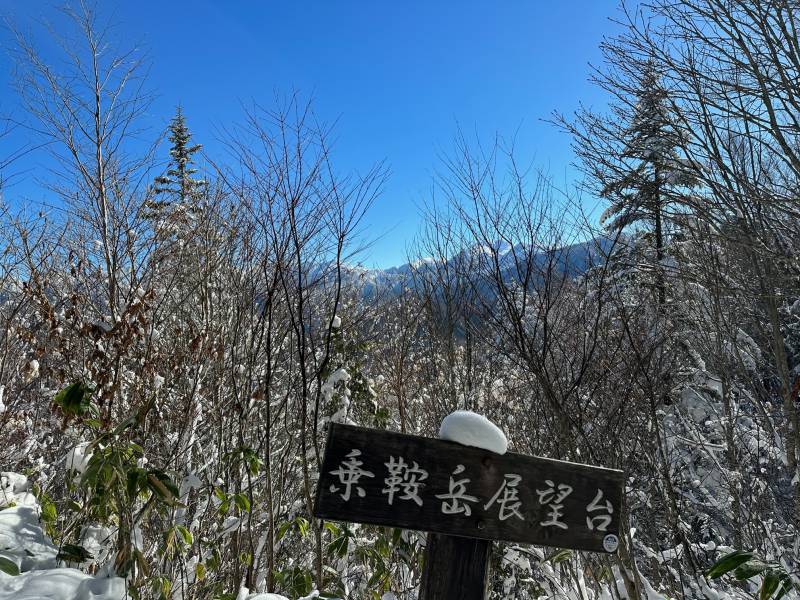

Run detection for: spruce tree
[[149, 107, 206, 221], [146, 107, 211, 302], [598, 64, 695, 303]]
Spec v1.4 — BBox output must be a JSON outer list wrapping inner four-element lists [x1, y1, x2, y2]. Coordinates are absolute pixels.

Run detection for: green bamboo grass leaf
[[0, 556, 19, 576], [56, 543, 93, 563], [761, 571, 783, 600], [706, 550, 754, 579], [53, 381, 95, 417]]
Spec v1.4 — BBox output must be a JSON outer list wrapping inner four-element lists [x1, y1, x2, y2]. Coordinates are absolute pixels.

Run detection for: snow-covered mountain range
[[341, 237, 614, 297]]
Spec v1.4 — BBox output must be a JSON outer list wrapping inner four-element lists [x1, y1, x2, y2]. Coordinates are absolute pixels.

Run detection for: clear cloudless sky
[[0, 1, 627, 267]]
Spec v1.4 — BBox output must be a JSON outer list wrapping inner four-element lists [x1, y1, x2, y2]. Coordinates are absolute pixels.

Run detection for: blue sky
[[0, 1, 625, 267]]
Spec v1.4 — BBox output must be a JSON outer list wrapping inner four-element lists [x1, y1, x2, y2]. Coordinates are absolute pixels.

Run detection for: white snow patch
[[22, 359, 40, 383], [327, 368, 350, 386], [0, 473, 32, 504], [439, 410, 508, 455], [331, 315, 342, 329], [65, 443, 93, 476], [0, 568, 127, 600], [0, 472, 127, 599], [0, 472, 57, 572], [221, 516, 241, 535], [80, 525, 114, 567], [240, 588, 292, 600]]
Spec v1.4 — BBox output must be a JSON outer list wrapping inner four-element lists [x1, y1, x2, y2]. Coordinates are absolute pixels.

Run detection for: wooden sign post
[[314, 424, 624, 599]]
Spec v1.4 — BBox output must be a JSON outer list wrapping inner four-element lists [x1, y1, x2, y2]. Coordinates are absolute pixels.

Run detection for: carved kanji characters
[[536, 480, 573, 529], [435, 464, 479, 515], [586, 488, 613, 531], [484, 474, 524, 521], [382, 455, 429, 506], [329, 449, 375, 502]]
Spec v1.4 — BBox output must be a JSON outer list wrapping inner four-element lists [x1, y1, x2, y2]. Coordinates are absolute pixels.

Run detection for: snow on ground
[[439, 410, 508, 454], [244, 592, 290, 600], [0, 472, 127, 600], [0, 472, 57, 572], [0, 568, 126, 600], [237, 586, 291, 600]]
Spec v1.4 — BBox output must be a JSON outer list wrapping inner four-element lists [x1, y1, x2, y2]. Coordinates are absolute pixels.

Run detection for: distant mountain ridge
[[341, 237, 614, 297]]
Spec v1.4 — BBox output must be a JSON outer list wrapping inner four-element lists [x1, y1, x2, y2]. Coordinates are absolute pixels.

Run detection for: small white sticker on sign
[[603, 534, 619, 552]]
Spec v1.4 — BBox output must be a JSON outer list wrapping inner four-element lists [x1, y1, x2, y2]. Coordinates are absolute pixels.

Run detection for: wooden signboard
[[314, 423, 625, 599]]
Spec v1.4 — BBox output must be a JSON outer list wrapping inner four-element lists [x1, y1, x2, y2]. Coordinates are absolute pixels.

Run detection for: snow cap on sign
[[439, 410, 508, 455]]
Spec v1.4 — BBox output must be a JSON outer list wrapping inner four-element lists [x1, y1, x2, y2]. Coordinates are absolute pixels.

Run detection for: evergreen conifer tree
[[598, 64, 696, 303], [145, 107, 213, 305], [600, 66, 692, 237], [148, 107, 206, 223]]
